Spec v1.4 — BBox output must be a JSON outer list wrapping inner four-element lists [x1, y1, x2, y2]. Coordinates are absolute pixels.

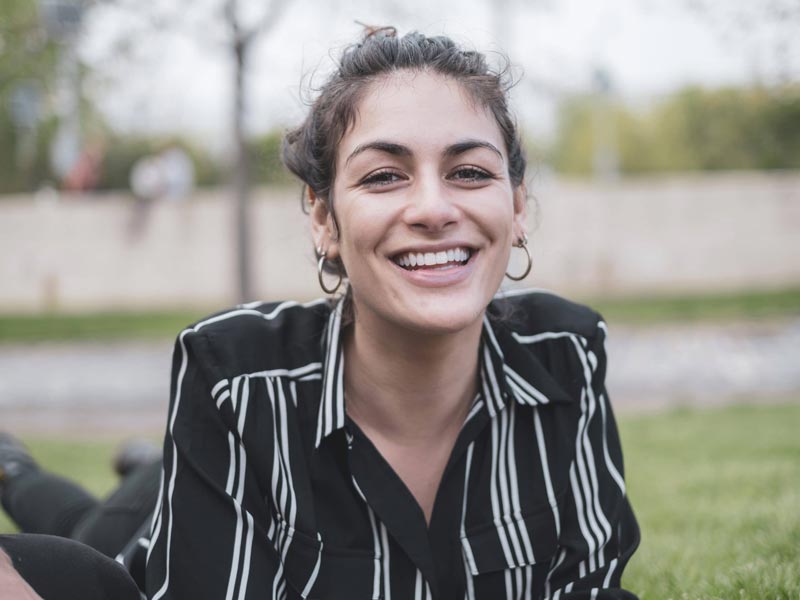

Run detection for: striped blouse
[[145, 289, 639, 600]]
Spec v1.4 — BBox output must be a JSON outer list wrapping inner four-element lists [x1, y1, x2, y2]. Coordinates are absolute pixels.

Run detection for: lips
[[392, 246, 473, 270]]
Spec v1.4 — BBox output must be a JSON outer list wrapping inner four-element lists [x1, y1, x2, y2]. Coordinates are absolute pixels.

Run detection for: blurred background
[[0, 0, 798, 596]]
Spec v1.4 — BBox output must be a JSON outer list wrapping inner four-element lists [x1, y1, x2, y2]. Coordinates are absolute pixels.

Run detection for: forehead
[[338, 70, 506, 162]]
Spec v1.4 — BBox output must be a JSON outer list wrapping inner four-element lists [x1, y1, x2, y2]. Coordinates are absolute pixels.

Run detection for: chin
[[392, 297, 489, 336], [350, 274, 500, 337]]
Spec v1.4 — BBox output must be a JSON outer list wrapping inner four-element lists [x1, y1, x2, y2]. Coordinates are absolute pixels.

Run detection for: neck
[[343, 310, 483, 443]]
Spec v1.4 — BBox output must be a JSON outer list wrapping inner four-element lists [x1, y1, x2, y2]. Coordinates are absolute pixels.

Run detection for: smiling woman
[[145, 28, 639, 600], [316, 69, 525, 337]]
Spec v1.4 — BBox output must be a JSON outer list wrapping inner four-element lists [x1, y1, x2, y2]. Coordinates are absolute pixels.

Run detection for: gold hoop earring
[[505, 234, 532, 281], [316, 247, 343, 295]]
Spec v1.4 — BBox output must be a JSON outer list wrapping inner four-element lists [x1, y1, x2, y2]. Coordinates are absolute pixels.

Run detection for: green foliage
[[97, 129, 293, 191], [0, 0, 59, 193], [550, 84, 800, 175], [96, 135, 222, 190], [0, 1, 223, 193], [249, 130, 294, 185], [549, 98, 594, 174]]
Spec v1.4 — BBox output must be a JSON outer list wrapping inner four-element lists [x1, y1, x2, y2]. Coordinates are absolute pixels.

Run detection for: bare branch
[[243, 0, 290, 44]]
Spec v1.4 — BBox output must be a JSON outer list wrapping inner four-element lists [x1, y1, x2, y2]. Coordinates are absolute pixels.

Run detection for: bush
[[549, 84, 800, 175]]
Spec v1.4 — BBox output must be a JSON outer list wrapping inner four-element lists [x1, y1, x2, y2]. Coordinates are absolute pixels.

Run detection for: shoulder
[[489, 288, 603, 341], [176, 298, 332, 378], [488, 289, 610, 406]]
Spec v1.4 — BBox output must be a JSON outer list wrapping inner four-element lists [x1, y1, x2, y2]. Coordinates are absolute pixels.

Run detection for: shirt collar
[[479, 312, 573, 413], [314, 297, 572, 448]]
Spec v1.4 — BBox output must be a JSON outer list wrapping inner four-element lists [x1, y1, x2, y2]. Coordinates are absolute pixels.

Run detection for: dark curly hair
[[281, 26, 526, 283]]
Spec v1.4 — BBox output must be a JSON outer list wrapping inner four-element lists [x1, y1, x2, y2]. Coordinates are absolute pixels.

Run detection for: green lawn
[[1, 287, 798, 343], [1, 402, 798, 599], [620, 402, 800, 599]]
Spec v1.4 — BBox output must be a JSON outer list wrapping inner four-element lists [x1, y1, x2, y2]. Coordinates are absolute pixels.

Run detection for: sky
[[76, 0, 798, 151]]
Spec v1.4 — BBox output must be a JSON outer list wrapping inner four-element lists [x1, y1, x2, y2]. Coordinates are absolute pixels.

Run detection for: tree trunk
[[233, 36, 252, 303]]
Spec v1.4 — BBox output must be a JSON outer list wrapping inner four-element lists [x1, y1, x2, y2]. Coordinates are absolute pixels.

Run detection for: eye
[[359, 169, 406, 187], [449, 166, 494, 183]]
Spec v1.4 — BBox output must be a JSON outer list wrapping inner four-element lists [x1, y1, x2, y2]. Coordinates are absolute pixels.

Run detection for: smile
[[392, 247, 473, 270]]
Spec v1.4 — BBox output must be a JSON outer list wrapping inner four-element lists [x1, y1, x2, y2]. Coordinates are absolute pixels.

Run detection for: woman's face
[[312, 70, 526, 336]]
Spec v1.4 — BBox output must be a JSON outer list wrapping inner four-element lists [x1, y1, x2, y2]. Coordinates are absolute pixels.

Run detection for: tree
[[549, 84, 800, 174], [226, 0, 290, 302], [681, 0, 800, 83], [86, 0, 289, 302], [0, 0, 59, 192]]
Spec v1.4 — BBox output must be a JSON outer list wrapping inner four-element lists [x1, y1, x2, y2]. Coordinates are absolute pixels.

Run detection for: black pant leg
[[0, 533, 140, 600], [1, 470, 98, 538], [71, 459, 161, 558]]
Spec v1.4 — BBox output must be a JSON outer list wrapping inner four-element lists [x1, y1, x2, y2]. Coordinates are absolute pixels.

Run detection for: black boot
[[0, 433, 39, 498], [112, 438, 161, 478]]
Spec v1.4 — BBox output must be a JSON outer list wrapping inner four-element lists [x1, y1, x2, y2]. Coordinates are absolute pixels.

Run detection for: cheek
[[331, 203, 383, 271], [469, 199, 516, 243]]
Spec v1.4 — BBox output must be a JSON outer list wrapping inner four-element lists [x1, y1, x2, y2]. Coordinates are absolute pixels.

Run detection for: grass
[[0, 309, 210, 343], [1, 403, 799, 599], [619, 402, 800, 599], [0, 287, 798, 343], [587, 287, 800, 325]]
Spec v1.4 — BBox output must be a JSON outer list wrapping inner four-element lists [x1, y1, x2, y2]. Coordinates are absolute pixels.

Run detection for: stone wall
[[1, 172, 797, 313]]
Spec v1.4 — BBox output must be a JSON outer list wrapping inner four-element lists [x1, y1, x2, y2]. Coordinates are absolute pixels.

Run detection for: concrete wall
[[1, 172, 798, 313]]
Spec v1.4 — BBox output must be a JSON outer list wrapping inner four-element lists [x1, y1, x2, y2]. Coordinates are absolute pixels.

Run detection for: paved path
[[606, 318, 800, 411], [1, 319, 798, 434]]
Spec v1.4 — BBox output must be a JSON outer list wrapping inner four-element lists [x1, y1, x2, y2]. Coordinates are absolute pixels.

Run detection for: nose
[[403, 171, 459, 233]]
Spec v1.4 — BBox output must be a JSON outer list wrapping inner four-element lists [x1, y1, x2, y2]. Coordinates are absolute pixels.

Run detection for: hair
[[281, 26, 526, 285]]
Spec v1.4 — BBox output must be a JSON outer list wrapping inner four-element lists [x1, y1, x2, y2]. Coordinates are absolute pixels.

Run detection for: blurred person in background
[[62, 139, 106, 193], [145, 27, 639, 599], [129, 145, 196, 237]]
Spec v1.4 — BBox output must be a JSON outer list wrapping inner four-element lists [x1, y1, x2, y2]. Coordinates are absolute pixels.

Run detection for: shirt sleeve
[[145, 328, 282, 600], [544, 320, 641, 600]]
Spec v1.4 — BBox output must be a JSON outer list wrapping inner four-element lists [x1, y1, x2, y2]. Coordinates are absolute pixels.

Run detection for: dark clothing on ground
[[1, 461, 160, 559], [1, 460, 161, 594], [146, 292, 640, 599], [0, 533, 140, 600]]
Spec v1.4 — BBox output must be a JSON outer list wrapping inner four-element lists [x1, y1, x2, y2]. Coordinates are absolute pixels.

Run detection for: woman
[[145, 28, 639, 600]]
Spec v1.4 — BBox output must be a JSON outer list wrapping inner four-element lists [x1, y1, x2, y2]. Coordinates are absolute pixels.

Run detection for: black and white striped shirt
[[145, 290, 639, 600]]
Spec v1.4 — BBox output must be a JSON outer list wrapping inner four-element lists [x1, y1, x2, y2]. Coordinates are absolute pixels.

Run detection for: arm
[[545, 321, 640, 600], [145, 328, 281, 600]]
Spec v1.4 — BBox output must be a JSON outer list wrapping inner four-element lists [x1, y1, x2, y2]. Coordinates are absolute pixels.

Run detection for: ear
[[511, 184, 528, 242], [308, 188, 340, 259]]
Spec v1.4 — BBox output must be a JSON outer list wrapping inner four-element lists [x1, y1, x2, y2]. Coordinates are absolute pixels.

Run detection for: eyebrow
[[345, 142, 411, 167], [443, 139, 503, 160], [344, 138, 503, 167]]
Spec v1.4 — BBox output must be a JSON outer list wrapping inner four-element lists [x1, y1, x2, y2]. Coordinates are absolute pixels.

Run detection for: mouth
[[391, 246, 474, 271]]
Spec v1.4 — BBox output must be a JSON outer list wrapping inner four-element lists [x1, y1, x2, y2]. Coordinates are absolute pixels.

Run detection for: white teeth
[[395, 247, 472, 269]]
